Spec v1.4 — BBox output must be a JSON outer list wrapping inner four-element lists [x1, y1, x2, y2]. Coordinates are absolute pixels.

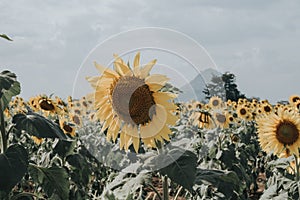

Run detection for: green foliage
[[29, 164, 70, 200], [12, 112, 67, 140], [0, 71, 20, 110], [157, 148, 197, 193], [203, 72, 245, 101], [194, 169, 240, 199], [0, 144, 28, 192]]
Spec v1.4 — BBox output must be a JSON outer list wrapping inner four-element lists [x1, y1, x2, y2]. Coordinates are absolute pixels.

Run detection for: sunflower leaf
[[0, 70, 20, 110], [0, 34, 13, 41], [0, 81, 21, 111], [194, 168, 240, 198], [29, 164, 69, 200], [0, 144, 29, 192], [12, 112, 67, 140], [155, 148, 197, 193]]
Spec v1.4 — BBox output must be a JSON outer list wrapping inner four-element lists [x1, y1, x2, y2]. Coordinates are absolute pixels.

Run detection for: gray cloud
[[0, 0, 300, 103]]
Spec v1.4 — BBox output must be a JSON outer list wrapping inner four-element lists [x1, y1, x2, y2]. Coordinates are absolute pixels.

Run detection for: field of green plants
[[1, 34, 300, 200]]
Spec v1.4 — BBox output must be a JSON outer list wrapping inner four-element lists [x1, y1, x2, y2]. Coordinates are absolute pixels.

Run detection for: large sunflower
[[256, 108, 300, 156], [87, 53, 178, 152]]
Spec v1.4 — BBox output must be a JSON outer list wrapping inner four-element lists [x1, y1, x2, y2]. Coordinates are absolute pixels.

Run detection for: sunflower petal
[[140, 59, 157, 78], [133, 52, 140, 69], [145, 74, 169, 86]]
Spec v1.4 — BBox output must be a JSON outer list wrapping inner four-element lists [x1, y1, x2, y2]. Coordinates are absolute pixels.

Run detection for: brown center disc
[[112, 76, 156, 125], [276, 120, 299, 145]]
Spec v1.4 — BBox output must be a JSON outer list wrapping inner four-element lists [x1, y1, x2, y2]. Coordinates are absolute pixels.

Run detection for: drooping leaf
[[0, 144, 29, 192], [155, 148, 197, 192], [12, 112, 67, 140], [0, 70, 16, 91], [0, 70, 20, 110], [29, 164, 69, 200], [0, 34, 13, 41], [194, 168, 240, 198], [0, 81, 20, 111]]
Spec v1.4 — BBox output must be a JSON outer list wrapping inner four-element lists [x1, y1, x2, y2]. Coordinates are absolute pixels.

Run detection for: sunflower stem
[[0, 102, 7, 153], [162, 175, 169, 200], [294, 154, 300, 182]]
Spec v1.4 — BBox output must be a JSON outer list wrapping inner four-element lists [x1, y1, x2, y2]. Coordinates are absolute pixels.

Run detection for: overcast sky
[[1, 0, 300, 103]]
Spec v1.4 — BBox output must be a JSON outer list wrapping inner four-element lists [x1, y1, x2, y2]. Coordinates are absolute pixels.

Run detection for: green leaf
[[0, 70, 20, 110], [0, 70, 17, 97], [156, 148, 197, 192], [0, 34, 13, 41], [0, 81, 20, 111], [194, 168, 240, 198], [29, 164, 69, 200], [0, 144, 29, 192], [12, 112, 67, 140], [53, 140, 76, 158], [66, 154, 92, 185], [101, 172, 150, 199]]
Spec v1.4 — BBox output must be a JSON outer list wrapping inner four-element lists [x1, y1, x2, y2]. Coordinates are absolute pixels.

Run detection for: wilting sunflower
[[257, 108, 300, 156], [191, 110, 213, 129], [87, 52, 178, 152]]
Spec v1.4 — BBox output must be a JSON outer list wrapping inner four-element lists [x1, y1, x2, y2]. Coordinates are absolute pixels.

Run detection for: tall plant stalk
[[0, 102, 7, 153]]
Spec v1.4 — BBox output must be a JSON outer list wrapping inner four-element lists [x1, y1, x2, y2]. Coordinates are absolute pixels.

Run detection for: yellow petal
[[145, 74, 169, 86], [166, 111, 179, 125], [140, 59, 157, 78], [119, 131, 126, 149], [111, 119, 121, 142], [132, 137, 140, 153], [101, 113, 113, 132], [133, 52, 140, 69], [86, 76, 99, 88], [114, 61, 130, 76], [153, 92, 177, 105], [94, 61, 119, 77], [113, 54, 126, 65], [148, 83, 163, 92], [159, 125, 171, 141], [96, 105, 112, 121], [142, 137, 156, 148]]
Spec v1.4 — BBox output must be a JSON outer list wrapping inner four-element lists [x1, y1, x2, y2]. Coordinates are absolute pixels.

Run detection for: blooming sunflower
[[289, 95, 300, 105], [59, 118, 76, 137], [258, 103, 273, 115], [213, 110, 230, 129], [209, 96, 223, 109], [236, 105, 251, 121], [87, 52, 178, 152], [257, 108, 300, 157]]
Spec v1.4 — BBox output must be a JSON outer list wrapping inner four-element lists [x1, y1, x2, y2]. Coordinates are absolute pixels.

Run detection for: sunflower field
[[1, 44, 300, 200]]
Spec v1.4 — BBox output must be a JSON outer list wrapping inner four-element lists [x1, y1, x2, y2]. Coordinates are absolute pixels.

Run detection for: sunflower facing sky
[[256, 108, 300, 157], [86, 52, 178, 152]]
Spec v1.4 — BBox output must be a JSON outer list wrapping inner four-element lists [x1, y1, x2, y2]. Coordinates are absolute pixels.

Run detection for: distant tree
[[203, 72, 246, 102], [203, 75, 226, 100]]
